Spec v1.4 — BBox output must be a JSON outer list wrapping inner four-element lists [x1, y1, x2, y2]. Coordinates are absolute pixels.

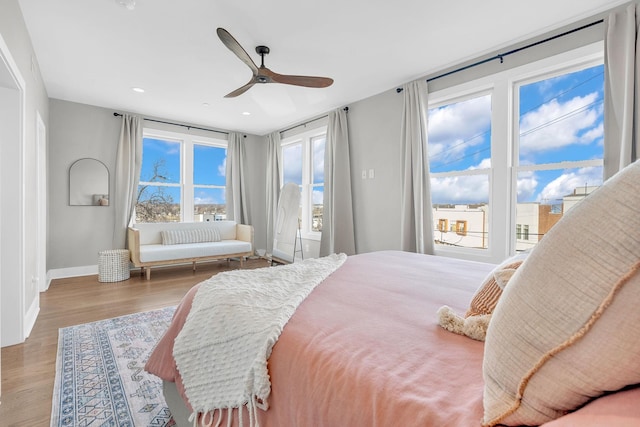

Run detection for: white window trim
[[428, 41, 603, 264], [281, 126, 327, 241], [140, 127, 227, 222]]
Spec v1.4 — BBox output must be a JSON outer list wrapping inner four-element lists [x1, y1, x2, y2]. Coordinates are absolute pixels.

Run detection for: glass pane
[[193, 187, 226, 221], [140, 137, 181, 183], [136, 185, 180, 223], [519, 65, 604, 165], [312, 185, 323, 232], [515, 166, 602, 251], [282, 143, 303, 185], [312, 136, 325, 184], [194, 144, 226, 186], [428, 94, 492, 173], [431, 174, 489, 249]]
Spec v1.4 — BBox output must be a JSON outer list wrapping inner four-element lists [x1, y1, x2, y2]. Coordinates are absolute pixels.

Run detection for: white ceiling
[[18, 0, 628, 136]]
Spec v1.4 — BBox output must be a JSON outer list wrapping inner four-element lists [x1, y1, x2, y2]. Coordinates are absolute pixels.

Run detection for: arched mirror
[[69, 158, 109, 206]]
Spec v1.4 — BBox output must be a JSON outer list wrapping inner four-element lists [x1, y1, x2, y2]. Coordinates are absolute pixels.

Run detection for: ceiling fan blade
[[224, 79, 256, 98], [216, 28, 259, 74], [269, 72, 334, 88]]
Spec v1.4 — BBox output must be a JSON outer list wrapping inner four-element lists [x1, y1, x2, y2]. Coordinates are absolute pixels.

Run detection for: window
[[516, 224, 530, 241], [429, 93, 491, 250], [455, 220, 468, 236], [281, 127, 326, 239], [136, 128, 227, 223], [515, 64, 603, 251], [427, 42, 603, 262]]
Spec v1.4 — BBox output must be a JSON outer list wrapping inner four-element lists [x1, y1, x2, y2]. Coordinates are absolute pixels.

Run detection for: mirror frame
[[69, 158, 110, 206]]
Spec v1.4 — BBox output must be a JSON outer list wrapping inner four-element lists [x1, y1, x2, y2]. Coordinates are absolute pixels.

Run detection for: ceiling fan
[[216, 28, 334, 98]]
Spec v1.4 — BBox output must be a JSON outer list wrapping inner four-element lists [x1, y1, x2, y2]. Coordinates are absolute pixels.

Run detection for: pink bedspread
[[146, 250, 496, 426]]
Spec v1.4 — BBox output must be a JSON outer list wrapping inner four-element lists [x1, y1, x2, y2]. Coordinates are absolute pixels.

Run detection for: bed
[[146, 150, 640, 427], [145, 251, 640, 427]]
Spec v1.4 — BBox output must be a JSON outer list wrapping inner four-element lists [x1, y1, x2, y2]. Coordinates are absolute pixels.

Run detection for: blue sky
[[427, 64, 604, 205], [139, 138, 227, 205]]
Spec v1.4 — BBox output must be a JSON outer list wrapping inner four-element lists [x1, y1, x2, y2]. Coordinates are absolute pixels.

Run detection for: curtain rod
[[113, 112, 230, 136], [280, 106, 349, 135], [396, 18, 604, 93]]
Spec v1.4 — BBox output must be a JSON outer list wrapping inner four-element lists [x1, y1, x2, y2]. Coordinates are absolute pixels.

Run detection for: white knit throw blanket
[[173, 253, 347, 427]]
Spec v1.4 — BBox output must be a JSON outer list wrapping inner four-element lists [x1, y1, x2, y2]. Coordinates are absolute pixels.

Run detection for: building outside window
[[427, 42, 603, 261], [136, 128, 227, 223], [281, 127, 326, 239]]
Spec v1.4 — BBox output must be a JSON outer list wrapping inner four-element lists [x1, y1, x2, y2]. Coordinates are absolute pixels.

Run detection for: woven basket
[[98, 249, 131, 282]]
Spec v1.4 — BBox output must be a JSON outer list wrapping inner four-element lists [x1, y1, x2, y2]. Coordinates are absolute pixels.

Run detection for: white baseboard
[[24, 298, 39, 339], [47, 264, 98, 282]]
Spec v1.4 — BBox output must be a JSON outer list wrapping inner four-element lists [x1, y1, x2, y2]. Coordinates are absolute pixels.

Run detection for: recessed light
[[242, 111, 251, 116], [132, 87, 145, 93], [202, 102, 210, 107]]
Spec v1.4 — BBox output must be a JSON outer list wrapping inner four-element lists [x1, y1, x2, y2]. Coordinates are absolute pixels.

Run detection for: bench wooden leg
[[146, 268, 151, 280], [192, 261, 197, 272], [240, 257, 245, 268]]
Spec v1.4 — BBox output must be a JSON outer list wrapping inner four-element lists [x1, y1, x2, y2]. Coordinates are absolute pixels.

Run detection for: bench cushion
[[161, 227, 221, 245], [135, 221, 238, 245], [139, 240, 252, 263]]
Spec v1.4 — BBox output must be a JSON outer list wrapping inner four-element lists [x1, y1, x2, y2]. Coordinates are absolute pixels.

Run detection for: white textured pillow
[[482, 160, 640, 426], [161, 227, 221, 245]]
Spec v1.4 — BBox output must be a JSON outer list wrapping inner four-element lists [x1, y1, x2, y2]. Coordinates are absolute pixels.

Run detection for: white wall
[[0, 0, 50, 346]]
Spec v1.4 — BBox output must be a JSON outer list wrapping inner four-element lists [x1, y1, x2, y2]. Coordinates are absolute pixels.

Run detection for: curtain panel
[[265, 132, 282, 255], [320, 108, 356, 256], [226, 132, 249, 225], [604, 3, 640, 180], [112, 114, 142, 249], [399, 80, 435, 255]]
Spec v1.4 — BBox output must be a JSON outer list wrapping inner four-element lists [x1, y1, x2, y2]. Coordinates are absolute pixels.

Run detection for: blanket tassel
[[188, 400, 262, 427]]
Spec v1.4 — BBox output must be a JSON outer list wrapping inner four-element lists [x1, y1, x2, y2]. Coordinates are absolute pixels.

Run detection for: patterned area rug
[[50, 307, 177, 427]]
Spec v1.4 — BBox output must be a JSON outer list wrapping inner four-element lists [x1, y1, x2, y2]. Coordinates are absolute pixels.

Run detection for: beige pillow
[[482, 160, 640, 427], [465, 253, 527, 318]]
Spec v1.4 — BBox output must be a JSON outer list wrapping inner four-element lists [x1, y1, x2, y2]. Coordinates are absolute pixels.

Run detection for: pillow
[[465, 252, 528, 318], [437, 252, 527, 341], [482, 160, 640, 427], [161, 227, 221, 245]]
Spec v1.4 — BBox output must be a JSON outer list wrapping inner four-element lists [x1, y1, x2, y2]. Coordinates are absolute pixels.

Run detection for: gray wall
[[48, 100, 121, 270], [348, 88, 404, 253]]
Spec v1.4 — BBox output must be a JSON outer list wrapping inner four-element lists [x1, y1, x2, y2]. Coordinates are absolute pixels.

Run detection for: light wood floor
[[0, 258, 270, 426]]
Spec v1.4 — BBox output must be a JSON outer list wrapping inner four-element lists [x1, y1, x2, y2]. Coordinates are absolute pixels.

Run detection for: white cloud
[[519, 92, 600, 154], [536, 166, 602, 203], [218, 157, 226, 176], [516, 170, 539, 202], [467, 158, 491, 170], [428, 94, 491, 165], [431, 174, 489, 204], [312, 189, 324, 205]]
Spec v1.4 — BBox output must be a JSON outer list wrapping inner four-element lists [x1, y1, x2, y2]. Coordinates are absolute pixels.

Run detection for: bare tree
[[135, 159, 178, 223]]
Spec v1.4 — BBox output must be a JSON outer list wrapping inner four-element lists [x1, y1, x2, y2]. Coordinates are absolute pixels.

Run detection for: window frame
[[280, 126, 327, 241], [137, 127, 227, 223], [427, 41, 604, 263]]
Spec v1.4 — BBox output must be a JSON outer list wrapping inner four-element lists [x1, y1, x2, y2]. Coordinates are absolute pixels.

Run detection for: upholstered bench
[[127, 221, 254, 279]]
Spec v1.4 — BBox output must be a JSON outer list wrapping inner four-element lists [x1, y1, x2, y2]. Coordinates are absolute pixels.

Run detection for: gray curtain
[[604, 3, 640, 180], [112, 114, 142, 248], [226, 132, 249, 224], [265, 132, 282, 255], [399, 80, 434, 254], [320, 108, 356, 256]]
